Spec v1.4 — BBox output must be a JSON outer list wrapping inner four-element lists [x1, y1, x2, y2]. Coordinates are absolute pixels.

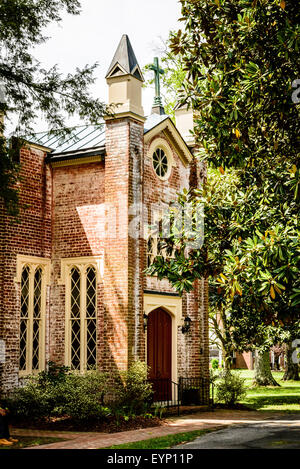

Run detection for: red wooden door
[[147, 308, 172, 401]]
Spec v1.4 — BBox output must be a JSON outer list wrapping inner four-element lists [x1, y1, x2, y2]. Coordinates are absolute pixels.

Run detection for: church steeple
[[105, 35, 145, 121], [106, 34, 144, 82]]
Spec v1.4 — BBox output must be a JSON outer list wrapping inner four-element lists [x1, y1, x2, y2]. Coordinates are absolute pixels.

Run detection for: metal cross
[[150, 57, 164, 105]]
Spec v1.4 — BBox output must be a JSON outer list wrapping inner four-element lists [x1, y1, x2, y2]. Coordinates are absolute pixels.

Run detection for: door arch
[[147, 308, 172, 400]]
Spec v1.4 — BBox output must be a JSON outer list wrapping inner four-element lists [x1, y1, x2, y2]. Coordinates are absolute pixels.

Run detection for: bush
[[112, 361, 153, 415], [7, 361, 154, 422], [7, 365, 110, 422], [58, 372, 110, 422], [7, 377, 55, 420], [36, 361, 70, 386], [211, 358, 219, 370], [215, 370, 247, 407]]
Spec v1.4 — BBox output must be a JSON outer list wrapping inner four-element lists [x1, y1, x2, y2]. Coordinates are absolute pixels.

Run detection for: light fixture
[[143, 313, 148, 331], [182, 315, 191, 334]]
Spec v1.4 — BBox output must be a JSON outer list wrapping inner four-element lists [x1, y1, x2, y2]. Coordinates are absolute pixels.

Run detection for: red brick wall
[[50, 161, 105, 367], [143, 133, 209, 380], [103, 117, 144, 373], [0, 117, 209, 391], [0, 145, 52, 391]]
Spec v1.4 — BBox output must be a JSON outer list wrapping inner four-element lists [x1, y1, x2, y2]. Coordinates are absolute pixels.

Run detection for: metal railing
[[179, 377, 212, 407], [149, 376, 213, 416], [149, 378, 180, 415]]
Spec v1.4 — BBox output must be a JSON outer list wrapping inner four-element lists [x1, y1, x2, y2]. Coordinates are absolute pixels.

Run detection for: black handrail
[[149, 378, 180, 415], [179, 377, 212, 406], [148, 376, 213, 416]]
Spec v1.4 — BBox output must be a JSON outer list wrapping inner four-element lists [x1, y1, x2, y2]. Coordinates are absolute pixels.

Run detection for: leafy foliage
[[211, 358, 219, 369], [6, 361, 153, 422], [0, 0, 109, 214], [111, 361, 153, 416], [147, 1, 300, 357], [215, 370, 247, 406]]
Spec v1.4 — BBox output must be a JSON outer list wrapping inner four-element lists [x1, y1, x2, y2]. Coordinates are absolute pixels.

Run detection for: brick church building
[[0, 35, 209, 394]]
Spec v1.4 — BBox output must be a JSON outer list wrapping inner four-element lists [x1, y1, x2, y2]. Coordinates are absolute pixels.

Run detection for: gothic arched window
[[19, 264, 45, 374], [67, 263, 97, 371]]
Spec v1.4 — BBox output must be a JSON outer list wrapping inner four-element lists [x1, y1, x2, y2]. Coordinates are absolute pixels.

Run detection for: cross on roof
[[150, 57, 164, 107]]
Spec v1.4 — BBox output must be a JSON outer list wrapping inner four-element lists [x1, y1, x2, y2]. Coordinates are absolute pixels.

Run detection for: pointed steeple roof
[[106, 34, 144, 81]]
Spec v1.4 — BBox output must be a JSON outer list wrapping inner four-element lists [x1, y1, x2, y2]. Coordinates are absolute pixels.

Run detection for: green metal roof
[[29, 123, 106, 155], [27, 114, 170, 162]]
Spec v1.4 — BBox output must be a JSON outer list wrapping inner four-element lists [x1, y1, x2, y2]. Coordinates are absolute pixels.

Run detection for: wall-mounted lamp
[[181, 315, 191, 334], [143, 313, 148, 331]]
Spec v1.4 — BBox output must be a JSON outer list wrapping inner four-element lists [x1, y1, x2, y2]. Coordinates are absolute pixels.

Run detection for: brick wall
[[0, 116, 210, 392], [0, 145, 52, 391], [50, 161, 105, 367], [103, 117, 144, 374], [143, 133, 209, 380]]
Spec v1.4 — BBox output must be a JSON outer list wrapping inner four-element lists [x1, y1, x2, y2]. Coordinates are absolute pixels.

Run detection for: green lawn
[[231, 369, 300, 412], [103, 429, 219, 450]]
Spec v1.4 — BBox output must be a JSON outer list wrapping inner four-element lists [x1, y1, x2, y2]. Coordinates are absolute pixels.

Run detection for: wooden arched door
[[147, 308, 172, 400]]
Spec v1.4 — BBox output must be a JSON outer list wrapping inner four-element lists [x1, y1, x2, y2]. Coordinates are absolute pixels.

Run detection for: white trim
[[148, 138, 175, 181], [58, 256, 103, 285], [15, 255, 51, 284], [144, 118, 193, 165]]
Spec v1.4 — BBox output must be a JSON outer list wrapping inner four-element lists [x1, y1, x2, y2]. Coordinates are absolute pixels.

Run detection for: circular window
[[152, 148, 169, 179]]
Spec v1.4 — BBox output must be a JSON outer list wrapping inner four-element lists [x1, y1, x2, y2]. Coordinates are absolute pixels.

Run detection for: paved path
[[10, 410, 291, 450], [177, 414, 300, 449]]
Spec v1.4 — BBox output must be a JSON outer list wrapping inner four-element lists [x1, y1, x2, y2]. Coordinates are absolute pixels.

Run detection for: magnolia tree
[[147, 0, 300, 385]]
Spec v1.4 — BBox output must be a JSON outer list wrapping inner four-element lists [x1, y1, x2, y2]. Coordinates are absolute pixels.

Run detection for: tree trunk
[[283, 342, 299, 381], [222, 347, 232, 370], [253, 350, 279, 386]]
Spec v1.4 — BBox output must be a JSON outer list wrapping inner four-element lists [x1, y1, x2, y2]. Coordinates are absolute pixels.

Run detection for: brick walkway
[[10, 410, 286, 450]]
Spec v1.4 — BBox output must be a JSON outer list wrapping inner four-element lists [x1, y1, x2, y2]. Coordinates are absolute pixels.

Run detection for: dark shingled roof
[[106, 34, 143, 81]]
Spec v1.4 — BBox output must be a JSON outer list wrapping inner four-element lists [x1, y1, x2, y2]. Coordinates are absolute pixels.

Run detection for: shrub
[[7, 361, 154, 422], [211, 358, 219, 370], [7, 376, 54, 420], [112, 361, 153, 415], [37, 361, 70, 386], [7, 366, 110, 422], [59, 372, 110, 422], [215, 370, 247, 407]]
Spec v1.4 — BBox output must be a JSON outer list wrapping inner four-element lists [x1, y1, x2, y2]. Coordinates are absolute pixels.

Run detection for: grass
[[103, 428, 218, 449], [0, 435, 67, 449], [231, 369, 300, 412]]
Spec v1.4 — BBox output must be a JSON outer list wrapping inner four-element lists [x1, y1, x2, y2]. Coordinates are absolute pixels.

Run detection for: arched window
[[67, 264, 97, 371], [19, 265, 45, 374], [70, 267, 81, 371], [19, 266, 30, 371], [86, 266, 97, 370], [32, 267, 43, 371]]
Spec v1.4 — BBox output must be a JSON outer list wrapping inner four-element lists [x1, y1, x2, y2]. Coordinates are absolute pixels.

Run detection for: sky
[[29, 0, 182, 131]]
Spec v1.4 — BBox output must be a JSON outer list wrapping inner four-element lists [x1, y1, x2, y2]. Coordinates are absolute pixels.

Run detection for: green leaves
[[146, 0, 300, 349], [0, 1, 108, 213]]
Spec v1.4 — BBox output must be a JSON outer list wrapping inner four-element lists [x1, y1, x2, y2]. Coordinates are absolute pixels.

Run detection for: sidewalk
[[11, 410, 286, 450]]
